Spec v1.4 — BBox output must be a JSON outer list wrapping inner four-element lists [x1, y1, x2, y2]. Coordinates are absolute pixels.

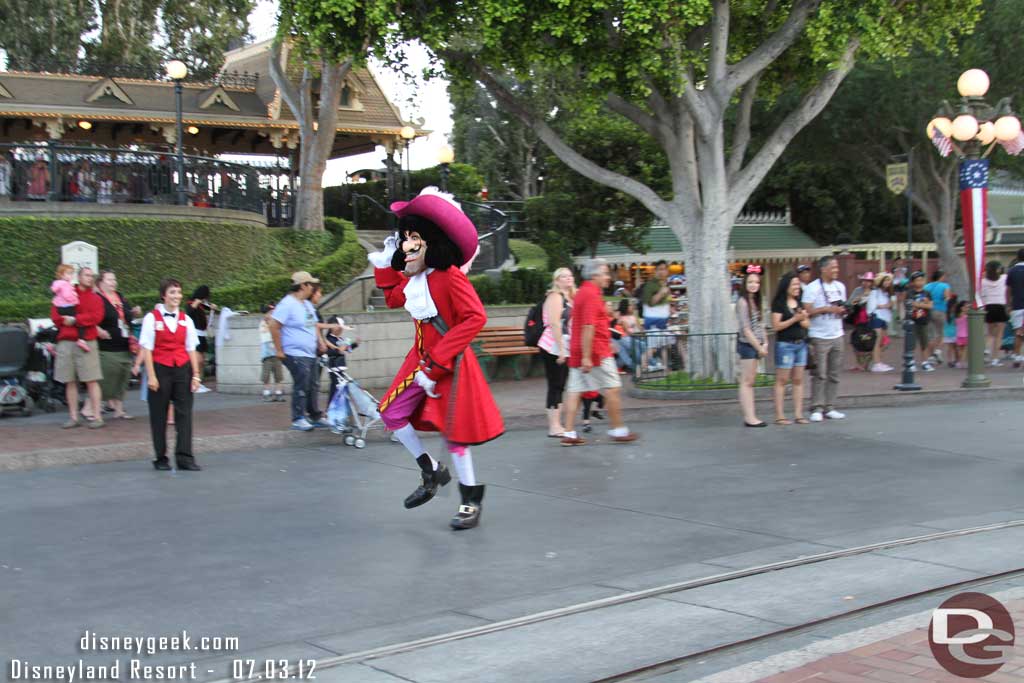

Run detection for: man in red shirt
[[49, 266, 106, 429], [561, 259, 638, 446]]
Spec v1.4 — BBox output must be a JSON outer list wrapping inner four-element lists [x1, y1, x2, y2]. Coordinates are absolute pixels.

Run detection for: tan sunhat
[[290, 271, 320, 285]]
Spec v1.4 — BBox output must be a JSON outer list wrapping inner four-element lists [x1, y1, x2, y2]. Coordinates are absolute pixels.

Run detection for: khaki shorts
[[54, 340, 102, 383], [566, 357, 622, 393]]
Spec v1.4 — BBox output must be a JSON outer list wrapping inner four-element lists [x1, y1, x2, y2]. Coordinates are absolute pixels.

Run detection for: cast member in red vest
[[368, 187, 504, 529], [139, 277, 203, 471]]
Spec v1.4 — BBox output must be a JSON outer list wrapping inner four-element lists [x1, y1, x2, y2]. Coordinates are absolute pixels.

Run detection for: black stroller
[[26, 324, 62, 412], [0, 325, 34, 417]]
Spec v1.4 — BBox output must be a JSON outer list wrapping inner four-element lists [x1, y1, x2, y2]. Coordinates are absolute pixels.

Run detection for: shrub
[[470, 268, 549, 305], [0, 217, 364, 319]]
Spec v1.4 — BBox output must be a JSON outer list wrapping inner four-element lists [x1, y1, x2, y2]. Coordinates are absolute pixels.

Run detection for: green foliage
[[509, 239, 547, 270], [275, 0, 393, 66], [470, 269, 549, 305], [324, 163, 485, 228], [0, 0, 252, 79], [0, 217, 363, 319]]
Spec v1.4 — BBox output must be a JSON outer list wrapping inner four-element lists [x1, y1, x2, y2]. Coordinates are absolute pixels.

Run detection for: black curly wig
[[390, 214, 464, 272]]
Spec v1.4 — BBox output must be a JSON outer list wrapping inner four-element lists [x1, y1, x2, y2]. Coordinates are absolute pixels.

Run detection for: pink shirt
[[51, 279, 79, 308], [955, 315, 968, 341]]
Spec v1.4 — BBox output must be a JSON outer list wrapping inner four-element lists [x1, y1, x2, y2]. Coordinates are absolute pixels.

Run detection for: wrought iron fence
[[350, 193, 511, 272], [0, 142, 291, 223], [623, 330, 773, 390]]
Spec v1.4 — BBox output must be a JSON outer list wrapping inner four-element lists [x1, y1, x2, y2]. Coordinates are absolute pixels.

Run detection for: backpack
[[850, 324, 877, 353], [523, 297, 547, 347]]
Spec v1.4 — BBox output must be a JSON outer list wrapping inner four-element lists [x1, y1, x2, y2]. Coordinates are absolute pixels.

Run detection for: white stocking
[[448, 443, 476, 486], [394, 424, 437, 468]]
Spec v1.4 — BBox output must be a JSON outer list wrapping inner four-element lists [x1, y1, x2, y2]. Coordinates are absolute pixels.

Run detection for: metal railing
[[350, 193, 511, 272], [622, 330, 772, 390], [0, 142, 293, 223]]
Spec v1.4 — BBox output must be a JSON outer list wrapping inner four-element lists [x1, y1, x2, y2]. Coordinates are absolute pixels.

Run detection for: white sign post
[[60, 241, 99, 283]]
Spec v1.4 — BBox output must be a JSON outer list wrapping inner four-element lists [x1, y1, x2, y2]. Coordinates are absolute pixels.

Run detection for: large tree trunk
[[268, 44, 352, 231], [914, 157, 969, 297]]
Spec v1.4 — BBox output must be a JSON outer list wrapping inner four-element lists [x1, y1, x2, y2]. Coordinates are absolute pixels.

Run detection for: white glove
[[414, 370, 440, 398], [367, 233, 399, 269]]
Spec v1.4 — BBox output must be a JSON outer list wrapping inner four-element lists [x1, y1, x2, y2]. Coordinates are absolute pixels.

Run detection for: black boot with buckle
[[404, 454, 451, 509], [450, 483, 485, 530]]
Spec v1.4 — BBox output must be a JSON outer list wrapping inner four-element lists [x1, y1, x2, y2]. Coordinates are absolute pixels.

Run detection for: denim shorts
[[774, 340, 808, 369], [736, 340, 759, 360], [869, 315, 888, 330]]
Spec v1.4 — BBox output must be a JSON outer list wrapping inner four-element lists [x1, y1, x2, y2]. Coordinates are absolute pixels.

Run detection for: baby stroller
[[0, 325, 34, 417], [25, 322, 62, 412], [325, 364, 383, 449]]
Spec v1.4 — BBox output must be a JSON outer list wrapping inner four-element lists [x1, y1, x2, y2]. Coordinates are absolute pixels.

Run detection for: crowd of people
[[537, 249, 1024, 434]]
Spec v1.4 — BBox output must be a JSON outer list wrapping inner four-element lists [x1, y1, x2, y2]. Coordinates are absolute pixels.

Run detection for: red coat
[[49, 286, 105, 342], [375, 266, 504, 446]]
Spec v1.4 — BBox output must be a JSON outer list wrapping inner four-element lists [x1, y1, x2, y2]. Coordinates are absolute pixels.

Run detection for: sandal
[[774, 418, 793, 425], [794, 417, 810, 424]]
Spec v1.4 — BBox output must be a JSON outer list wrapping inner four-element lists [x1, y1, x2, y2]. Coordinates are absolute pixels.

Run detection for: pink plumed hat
[[390, 187, 479, 267]]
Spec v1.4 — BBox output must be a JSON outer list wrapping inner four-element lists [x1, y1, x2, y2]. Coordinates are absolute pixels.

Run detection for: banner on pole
[[886, 163, 909, 194], [959, 158, 989, 308]]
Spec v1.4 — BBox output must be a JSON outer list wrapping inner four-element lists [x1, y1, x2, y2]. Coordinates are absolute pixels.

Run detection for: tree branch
[[460, 57, 670, 220], [727, 73, 760, 181], [725, 0, 823, 96], [314, 57, 353, 165], [708, 0, 730, 94], [268, 42, 305, 127], [731, 39, 859, 206], [606, 93, 675, 148]]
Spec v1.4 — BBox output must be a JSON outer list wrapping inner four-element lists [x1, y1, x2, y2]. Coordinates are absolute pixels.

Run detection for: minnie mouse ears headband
[[745, 264, 763, 275]]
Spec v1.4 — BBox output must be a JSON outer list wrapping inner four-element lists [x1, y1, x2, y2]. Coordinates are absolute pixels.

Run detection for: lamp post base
[[894, 303, 921, 391], [962, 306, 991, 388]]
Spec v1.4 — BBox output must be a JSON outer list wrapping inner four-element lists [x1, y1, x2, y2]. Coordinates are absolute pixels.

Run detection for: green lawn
[[509, 239, 547, 270]]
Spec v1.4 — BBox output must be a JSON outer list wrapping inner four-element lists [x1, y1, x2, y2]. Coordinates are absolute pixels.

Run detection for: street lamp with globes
[[165, 59, 189, 206], [926, 68, 1021, 388], [400, 125, 415, 199], [437, 144, 454, 192]]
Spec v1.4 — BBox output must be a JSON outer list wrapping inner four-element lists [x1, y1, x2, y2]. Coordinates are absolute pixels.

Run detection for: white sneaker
[[922, 361, 935, 372], [809, 411, 824, 422], [870, 363, 893, 373], [825, 409, 846, 420], [196, 383, 211, 393], [990, 358, 1002, 367], [290, 417, 314, 431], [933, 348, 943, 361]]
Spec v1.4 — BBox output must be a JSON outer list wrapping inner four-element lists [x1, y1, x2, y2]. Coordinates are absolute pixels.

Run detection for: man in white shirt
[[801, 256, 848, 422], [139, 277, 203, 471]]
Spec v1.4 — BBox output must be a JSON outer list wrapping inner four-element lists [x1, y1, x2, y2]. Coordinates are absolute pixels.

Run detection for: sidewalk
[[2, 346, 1022, 470], [744, 596, 1024, 683]]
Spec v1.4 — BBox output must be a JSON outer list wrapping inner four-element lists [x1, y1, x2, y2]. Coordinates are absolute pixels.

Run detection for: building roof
[[0, 39, 414, 158], [594, 217, 819, 261]]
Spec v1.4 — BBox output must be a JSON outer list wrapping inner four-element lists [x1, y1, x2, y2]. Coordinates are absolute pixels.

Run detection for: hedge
[[470, 268, 549, 306], [0, 216, 364, 319]]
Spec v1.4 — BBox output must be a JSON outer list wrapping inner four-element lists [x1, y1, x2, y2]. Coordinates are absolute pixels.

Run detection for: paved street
[[2, 399, 1023, 679]]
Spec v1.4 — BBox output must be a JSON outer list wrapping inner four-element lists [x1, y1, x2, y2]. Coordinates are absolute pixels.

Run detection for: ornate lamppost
[[165, 59, 189, 206], [400, 125, 415, 199], [437, 144, 454, 192], [927, 68, 1022, 388]]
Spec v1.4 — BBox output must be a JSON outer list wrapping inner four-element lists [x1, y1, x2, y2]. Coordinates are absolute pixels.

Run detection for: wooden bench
[[471, 325, 539, 381]]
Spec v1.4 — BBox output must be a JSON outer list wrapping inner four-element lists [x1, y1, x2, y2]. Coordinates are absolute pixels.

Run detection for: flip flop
[[794, 417, 811, 424], [775, 418, 793, 425]]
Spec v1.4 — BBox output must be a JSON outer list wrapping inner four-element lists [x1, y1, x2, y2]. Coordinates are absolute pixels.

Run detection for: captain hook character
[[367, 187, 504, 530]]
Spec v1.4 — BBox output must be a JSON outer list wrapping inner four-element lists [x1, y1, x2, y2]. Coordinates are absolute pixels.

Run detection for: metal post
[[47, 140, 59, 202], [440, 163, 450, 193], [895, 149, 920, 390], [174, 79, 186, 206]]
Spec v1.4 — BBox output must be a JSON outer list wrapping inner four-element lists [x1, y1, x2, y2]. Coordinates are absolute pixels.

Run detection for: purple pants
[[381, 383, 466, 454]]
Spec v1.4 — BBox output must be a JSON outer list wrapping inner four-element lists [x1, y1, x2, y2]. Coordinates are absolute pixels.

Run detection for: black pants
[[148, 362, 195, 466], [583, 394, 605, 420], [540, 348, 568, 409], [326, 354, 348, 401]]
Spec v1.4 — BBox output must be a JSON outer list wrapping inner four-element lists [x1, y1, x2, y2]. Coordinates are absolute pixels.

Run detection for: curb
[[4, 385, 1023, 473]]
